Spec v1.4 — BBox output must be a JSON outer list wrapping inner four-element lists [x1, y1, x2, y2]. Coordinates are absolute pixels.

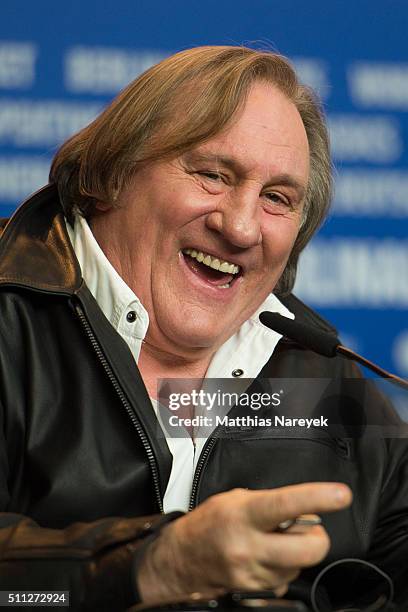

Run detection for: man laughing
[[0, 46, 406, 610]]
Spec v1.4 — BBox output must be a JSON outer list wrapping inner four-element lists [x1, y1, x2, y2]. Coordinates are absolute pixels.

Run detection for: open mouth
[[182, 248, 242, 289]]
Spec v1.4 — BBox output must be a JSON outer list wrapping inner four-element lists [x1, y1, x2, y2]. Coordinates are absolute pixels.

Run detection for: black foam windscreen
[[259, 311, 340, 358]]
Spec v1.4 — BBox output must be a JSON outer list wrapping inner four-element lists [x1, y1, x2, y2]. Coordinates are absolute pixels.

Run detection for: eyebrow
[[182, 151, 307, 201]]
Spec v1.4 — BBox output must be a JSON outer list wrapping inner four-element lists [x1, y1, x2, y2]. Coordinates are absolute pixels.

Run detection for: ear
[[94, 201, 112, 212]]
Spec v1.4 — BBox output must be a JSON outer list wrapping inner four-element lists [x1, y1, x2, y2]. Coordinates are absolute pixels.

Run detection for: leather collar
[[0, 184, 81, 295]]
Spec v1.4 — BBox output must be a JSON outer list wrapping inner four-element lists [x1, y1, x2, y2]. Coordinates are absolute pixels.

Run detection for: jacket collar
[[279, 292, 337, 334], [0, 184, 82, 295]]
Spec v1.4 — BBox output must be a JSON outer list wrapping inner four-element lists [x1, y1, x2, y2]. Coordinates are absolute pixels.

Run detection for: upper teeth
[[183, 249, 240, 274]]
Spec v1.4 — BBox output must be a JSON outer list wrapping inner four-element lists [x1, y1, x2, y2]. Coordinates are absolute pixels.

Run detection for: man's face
[[94, 82, 310, 357]]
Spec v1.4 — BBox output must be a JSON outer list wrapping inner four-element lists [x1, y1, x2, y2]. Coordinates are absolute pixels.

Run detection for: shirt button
[[232, 368, 244, 377], [126, 311, 137, 323]]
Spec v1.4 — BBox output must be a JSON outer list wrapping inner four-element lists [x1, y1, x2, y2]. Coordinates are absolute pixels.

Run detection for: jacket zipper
[[189, 437, 217, 510], [73, 302, 164, 514]]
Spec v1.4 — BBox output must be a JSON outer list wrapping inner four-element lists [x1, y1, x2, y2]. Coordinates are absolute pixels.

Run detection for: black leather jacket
[[0, 185, 407, 610]]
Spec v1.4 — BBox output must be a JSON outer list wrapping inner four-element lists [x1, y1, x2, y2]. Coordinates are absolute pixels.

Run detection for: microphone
[[259, 311, 408, 391], [259, 311, 340, 358]]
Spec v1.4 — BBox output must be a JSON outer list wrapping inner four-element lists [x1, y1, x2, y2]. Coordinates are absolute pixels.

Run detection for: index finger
[[246, 482, 352, 532]]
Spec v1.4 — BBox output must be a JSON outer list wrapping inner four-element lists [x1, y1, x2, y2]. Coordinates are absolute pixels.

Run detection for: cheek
[[262, 221, 300, 265], [153, 177, 216, 224]]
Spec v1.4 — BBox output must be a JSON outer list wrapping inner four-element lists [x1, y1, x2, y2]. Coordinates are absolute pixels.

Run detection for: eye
[[263, 192, 291, 208], [197, 171, 223, 182]]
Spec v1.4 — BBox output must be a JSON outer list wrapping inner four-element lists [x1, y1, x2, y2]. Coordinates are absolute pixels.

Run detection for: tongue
[[185, 254, 234, 286]]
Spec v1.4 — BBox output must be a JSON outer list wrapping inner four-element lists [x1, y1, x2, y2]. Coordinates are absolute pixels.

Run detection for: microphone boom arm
[[336, 345, 408, 390], [259, 311, 408, 391]]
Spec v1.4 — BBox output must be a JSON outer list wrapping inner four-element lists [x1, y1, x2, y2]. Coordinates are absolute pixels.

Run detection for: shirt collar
[[66, 214, 149, 360], [206, 292, 293, 379]]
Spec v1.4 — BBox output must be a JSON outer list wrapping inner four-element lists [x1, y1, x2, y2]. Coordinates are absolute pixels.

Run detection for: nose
[[205, 187, 262, 248]]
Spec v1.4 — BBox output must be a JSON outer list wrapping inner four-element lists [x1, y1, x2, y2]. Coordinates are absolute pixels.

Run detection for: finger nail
[[334, 486, 350, 504]]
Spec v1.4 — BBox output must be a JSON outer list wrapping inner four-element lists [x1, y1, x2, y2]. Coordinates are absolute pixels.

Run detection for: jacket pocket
[[220, 426, 352, 460]]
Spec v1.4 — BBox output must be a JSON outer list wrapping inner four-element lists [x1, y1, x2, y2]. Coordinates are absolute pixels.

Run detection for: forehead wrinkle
[[183, 147, 289, 176], [247, 119, 296, 141]]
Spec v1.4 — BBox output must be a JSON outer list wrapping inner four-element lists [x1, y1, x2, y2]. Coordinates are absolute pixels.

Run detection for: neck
[[138, 342, 213, 399]]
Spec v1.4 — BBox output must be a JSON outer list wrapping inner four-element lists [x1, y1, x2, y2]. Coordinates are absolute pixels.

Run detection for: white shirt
[[66, 215, 294, 512]]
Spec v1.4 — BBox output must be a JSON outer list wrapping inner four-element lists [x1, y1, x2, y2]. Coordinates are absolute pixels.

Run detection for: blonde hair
[[50, 45, 332, 295]]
